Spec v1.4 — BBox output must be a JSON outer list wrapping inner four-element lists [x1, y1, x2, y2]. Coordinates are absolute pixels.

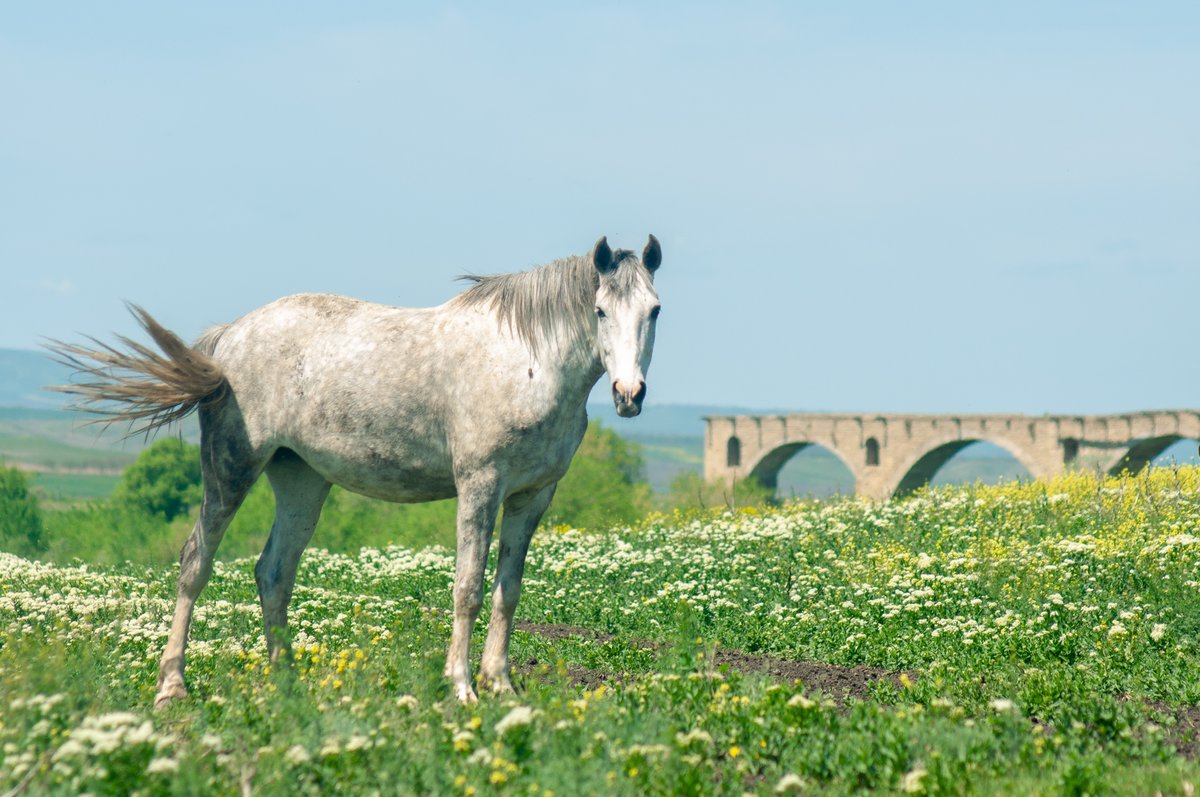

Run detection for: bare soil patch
[[513, 620, 906, 701]]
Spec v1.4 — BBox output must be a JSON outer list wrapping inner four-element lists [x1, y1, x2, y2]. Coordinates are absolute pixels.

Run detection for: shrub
[[545, 420, 652, 529], [112, 439, 201, 521], [660, 471, 775, 512], [0, 465, 46, 556]]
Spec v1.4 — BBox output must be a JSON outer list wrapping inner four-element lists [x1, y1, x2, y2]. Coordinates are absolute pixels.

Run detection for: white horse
[[50, 235, 662, 705]]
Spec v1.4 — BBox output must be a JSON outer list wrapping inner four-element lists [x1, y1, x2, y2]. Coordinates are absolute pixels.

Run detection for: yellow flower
[[729, 745, 741, 758], [490, 771, 508, 785]]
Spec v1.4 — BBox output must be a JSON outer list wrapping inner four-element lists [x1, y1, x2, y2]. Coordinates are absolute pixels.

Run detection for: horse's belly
[[295, 443, 457, 503]]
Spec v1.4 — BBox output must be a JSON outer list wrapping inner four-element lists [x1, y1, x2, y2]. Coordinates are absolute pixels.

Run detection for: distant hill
[[0, 349, 71, 408]]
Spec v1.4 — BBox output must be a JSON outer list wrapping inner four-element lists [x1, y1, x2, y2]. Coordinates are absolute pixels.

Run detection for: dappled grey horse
[[50, 236, 662, 706]]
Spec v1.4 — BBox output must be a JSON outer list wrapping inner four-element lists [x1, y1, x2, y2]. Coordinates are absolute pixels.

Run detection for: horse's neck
[[551, 339, 605, 409]]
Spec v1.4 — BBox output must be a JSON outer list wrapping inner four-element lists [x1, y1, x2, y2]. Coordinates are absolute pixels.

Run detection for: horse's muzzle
[[612, 379, 646, 418]]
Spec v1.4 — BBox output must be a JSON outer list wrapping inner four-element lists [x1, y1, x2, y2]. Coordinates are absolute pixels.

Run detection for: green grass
[[0, 433, 135, 471], [4, 469, 1200, 794], [29, 472, 121, 502]]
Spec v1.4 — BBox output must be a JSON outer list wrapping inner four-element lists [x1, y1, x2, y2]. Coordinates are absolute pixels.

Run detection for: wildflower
[[146, 757, 178, 774], [285, 744, 311, 764], [901, 764, 927, 793], [989, 698, 1016, 712], [775, 773, 807, 793], [395, 694, 419, 710], [675, 728, 713, 747], [728, 745, 741, 758], [787, 694, 816, 709], [1151, 623, 1167, 641], [495, 706, 538, 736]]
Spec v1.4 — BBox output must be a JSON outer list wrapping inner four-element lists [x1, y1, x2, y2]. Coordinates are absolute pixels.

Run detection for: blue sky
[[2, 2, 1197, 414]]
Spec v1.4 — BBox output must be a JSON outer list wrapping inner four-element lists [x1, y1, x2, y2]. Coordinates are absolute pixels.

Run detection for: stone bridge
[[704, 411, 1200, 500]]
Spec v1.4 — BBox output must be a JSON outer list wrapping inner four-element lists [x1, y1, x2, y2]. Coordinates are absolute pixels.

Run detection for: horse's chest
[[486, 411, 586, 487]]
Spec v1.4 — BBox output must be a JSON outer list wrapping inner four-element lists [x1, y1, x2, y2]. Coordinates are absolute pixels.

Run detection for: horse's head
[[591, 235, 662, 418]]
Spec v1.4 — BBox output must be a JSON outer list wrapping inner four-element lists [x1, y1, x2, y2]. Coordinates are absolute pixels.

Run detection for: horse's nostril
[[633, 380, 646, 403]]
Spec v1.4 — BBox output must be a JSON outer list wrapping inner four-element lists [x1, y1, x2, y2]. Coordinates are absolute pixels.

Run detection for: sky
[[2, 2, 1198, 415]]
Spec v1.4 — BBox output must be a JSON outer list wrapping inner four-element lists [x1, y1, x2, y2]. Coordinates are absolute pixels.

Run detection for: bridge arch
[[1108, 435, 1196, 475], [891, 436, 1040, 497], [747, 441, 857, 495]]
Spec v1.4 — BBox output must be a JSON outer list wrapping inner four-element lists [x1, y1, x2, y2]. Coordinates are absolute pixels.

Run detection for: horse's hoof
[[153, 685, 188, 710], [485, 676, 515, 695], [454, 683, 479, 704]]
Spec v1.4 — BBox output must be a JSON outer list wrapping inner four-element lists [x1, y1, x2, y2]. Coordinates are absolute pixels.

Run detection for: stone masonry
[[704, 411, 1200, 501]]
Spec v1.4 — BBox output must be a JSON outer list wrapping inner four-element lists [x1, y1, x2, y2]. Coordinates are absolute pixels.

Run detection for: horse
[[49, 235, 663, 706]]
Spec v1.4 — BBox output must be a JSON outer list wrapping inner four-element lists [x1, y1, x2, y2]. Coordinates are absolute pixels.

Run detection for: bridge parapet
[[704, 411, 1200, 501]]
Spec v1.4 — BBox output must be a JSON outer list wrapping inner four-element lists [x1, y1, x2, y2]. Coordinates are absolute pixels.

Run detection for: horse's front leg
[[480, 483, 556, 693], [445, 472, 502, 703]]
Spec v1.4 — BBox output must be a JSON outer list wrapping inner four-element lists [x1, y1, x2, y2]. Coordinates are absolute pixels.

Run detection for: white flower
[[674, 728, 713, 747], [146, 757, 178, 774], [93, 711, 142, 728], [787, 694, 816, 709], [1108, 622, 1128, 638], [284, 744, 311, 764], [125, 721, 155, 746], [775, 773, 807, 793], [1151, 623, 1167, 641], [395, 694, 419, 711], [901, 765, 927, 793], [494, 705, 538, 736], [989, 698, 1016, 712]]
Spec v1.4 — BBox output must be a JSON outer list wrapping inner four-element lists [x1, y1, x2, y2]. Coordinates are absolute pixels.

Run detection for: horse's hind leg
[[255, 449, 330, 660], [155, 423, 262, 709], [480, 483, 556, 693]]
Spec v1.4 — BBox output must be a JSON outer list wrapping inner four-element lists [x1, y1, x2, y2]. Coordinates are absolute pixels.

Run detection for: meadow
[[3, 469, 1200, 795]]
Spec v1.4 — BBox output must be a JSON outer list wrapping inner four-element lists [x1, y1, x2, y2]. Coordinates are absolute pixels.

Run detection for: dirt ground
[[513, 620, 906, 701]]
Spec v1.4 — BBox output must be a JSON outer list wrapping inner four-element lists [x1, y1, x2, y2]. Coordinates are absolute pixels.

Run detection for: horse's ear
[[643, 234, 662, 272], [592, 236, 615, 274]]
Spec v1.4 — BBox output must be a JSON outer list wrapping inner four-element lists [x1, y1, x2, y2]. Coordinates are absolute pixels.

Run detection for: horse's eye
[[596, 308, 606, 319], [650, 306, 661, 320]]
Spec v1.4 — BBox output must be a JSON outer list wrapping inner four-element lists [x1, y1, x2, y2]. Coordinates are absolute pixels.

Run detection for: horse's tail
[[46, 304, 230, 437]]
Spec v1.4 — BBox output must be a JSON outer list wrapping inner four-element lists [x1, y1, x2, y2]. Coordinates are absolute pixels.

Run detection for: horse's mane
[[453, 249, 646, 357]]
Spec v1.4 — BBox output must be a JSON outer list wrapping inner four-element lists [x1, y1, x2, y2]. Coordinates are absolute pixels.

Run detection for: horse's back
[[204, 294, 455, 500]]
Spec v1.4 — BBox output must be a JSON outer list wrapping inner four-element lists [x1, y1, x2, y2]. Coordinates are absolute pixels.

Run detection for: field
[[4, 470, 1200, 795]]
